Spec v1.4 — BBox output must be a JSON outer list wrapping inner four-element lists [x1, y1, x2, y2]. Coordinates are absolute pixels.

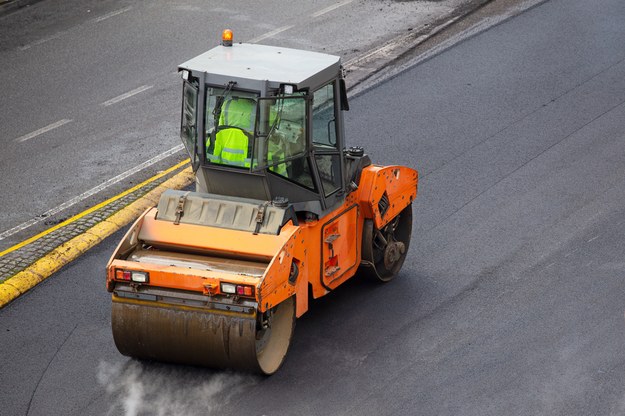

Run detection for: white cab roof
[[179, 43, 341, 89]]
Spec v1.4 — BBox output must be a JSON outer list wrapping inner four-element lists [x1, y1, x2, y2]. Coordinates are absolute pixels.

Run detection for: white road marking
[[312, 0, 354, 18], [587, 235, 599, 242], [18, 32, 66, 51], [249, 26, 294, 43], [0, 144, 185, 242], [101, 85, 153, 107], [249, 1, 353, 43], [15, 119, 72, 143], [17, 7, 132, 51], [92, 6, 132, 23]]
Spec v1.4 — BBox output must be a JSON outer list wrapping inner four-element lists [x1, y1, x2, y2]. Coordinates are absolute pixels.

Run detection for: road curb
[[345, 0, 492, 93], [0, 167, 194, 308]]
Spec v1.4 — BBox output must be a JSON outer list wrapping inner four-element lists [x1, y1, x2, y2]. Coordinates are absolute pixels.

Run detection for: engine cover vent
[[378, 192, 390, 218]]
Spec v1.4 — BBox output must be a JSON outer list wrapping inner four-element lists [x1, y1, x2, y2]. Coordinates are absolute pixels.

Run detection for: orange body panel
[[106, 165, 418, 318], [321, 204, 360, 290], [137, 207, 298, 259], [358, 165, 418, 229]]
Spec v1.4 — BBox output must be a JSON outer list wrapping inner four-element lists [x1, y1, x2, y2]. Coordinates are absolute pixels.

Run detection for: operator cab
[[178, 31, 363, 216]]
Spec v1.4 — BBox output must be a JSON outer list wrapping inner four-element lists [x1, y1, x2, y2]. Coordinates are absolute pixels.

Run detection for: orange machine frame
[[107, 165, 417, 318]]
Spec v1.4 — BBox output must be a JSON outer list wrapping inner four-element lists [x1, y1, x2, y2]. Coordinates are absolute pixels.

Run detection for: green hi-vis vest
[[208, 97, 255, 167], [267, 139, 287, 176], [207, 97, 288, 176]]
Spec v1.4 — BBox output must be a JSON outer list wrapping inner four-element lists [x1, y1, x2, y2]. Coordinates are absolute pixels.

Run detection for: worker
[[207, 96, 255, 167], [267, 131, 288, 176], [207, 95, 290, 176]]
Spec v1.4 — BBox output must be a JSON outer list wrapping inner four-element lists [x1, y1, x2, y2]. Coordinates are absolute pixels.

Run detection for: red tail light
[[115, 269, 149, 283], [116, 269, 131, 281], [221, 282, 254, 297], [237, 285, 254, 297]]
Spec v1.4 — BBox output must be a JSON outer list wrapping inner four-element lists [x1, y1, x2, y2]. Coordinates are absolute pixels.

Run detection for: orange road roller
[[106, 31, 418, 375]]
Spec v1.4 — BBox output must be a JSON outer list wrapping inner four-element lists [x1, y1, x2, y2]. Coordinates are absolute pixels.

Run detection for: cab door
[[321, 205, 359, 289]]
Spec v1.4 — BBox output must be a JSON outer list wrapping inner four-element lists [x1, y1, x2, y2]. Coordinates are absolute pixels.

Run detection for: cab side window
[[312, 83, 337, 149], [315, 154, 341, 196], [180, 81, 199, 168], [313, 82, 342, 196]]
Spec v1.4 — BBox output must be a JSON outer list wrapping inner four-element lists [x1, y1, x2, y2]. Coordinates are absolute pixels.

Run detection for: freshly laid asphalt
[[2, 0, 625, 415]]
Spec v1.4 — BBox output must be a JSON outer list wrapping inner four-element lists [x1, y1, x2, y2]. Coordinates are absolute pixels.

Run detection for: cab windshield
[[204, 87, 307, 179], [205, 87, 258, 168]]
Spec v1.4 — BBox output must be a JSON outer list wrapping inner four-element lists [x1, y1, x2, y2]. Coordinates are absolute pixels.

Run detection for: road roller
[[106, 30, 418, 375]]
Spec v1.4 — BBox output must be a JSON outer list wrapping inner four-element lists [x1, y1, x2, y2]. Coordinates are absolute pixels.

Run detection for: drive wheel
[[255, 296, 296, 375], [361, 204, 412, 282]]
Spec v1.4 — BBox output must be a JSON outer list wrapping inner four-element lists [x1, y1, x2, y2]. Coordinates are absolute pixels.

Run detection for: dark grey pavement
[[0, 0, 490, 304], [2, 0, 625, 415], [0, 0, 483, 250]]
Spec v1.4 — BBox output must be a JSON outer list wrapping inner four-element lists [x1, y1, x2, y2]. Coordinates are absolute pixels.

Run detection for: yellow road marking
[[0, 159, 190, 258], [0, 164, 194, 308]]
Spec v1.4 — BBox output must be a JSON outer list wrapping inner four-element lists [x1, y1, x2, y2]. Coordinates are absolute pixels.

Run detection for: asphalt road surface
[[0, 0, 476, 248], [2, 0, 625, 415]]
